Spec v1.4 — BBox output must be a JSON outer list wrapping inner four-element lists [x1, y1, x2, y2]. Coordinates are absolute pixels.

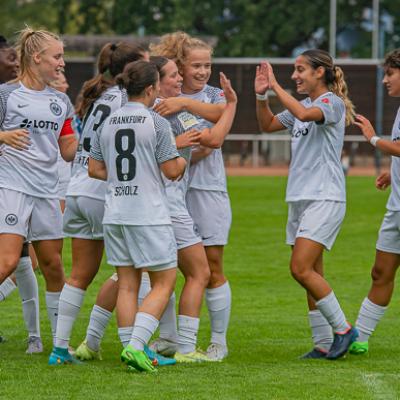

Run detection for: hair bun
[[110, 43, 117, 51]]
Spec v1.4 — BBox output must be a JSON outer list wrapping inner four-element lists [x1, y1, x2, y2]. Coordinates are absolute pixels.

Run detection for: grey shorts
[[376, 210, 400, 254], [63, 196, 104, 240], [186, 189, 231, 246], [103, 224, 177, 271], [286, 200, 346, 251], [171, 212, 202, 250], [0, 187, 63, 241]]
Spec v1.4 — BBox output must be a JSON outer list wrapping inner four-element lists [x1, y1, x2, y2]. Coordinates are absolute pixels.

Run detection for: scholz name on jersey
[[109, 115, 147, 125], [114, 185, 139, 196], [20, 118, 59, 133]]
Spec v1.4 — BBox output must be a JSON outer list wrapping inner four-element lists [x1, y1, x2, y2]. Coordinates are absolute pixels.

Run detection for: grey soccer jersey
[[90, 101, 179, 225], [67, 85, 127, 200], [0, 82, 73, 198], [277, 92, 346, 202], [180, 85, 227, 192], [386, 107, 400, 211]]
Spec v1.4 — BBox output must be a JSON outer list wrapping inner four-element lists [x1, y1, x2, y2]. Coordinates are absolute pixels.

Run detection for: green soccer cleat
[[121, 345, 157, 373], [349, 341, 369, 355], [48, 346, 83, 365], [75, 340, 102, 361], [174, 349, 220, 363]]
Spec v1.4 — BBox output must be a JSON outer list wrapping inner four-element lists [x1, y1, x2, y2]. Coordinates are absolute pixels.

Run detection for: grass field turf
[[1, 176, 399, 400]]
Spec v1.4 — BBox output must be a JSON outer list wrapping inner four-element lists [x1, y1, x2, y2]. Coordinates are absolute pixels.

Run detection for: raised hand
[[219, 72, 237, 104], [354, 114, 376, 142], [0, 129, 31, 150], [265, 62, 278, 91], [254, 62, 269, 94]]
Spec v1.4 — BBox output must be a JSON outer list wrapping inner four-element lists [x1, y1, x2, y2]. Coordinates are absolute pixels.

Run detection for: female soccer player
[[0, 28, 77, 354], [255, 49, 357, 360], [150, 32, 232, 361], [89, 60, 186, 372], [349, 49, 400, 355], [0, 34, 42, 354], [49, 42, 147, 365]]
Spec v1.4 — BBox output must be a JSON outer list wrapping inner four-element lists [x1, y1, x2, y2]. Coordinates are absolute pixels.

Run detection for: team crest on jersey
[[178, 112, 199, 130], [5, 214, 18, 226], [50, 101, 62, 116]]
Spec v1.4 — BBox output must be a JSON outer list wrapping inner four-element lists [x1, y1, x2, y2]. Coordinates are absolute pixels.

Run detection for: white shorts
[[0, 187, 63, 241], [63, 196, 104, 240], [376, 210, 400, 254], [171, 212, 202, 250], [103, 224, 177, 271], [286, 200, 345, 250], [58, 158, 72, 201], [186, 189, 231, 246]]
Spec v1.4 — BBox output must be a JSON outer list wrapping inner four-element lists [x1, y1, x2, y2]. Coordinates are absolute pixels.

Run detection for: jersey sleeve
[[59, 118, 75, 136], [277, 109, 295, 130], [314, 94, 345, 125], [0, 83, 18, 129], [52, 89, 75, 120], [152, 113, 180, 164], [208, 86, 226, 105], [89, 121, 105, 162]]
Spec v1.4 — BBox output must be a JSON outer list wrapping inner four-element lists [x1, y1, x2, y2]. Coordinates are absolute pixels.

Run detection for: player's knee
[[40, 255, 64, 282], [371, 264, 393, 285], [208, 269, 226, 288], [290, 261, 311, 284]]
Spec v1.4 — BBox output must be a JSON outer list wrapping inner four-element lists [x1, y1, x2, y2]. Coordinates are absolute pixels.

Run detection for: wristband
[[370, 136, 381, 147], [256, 91, 268, 101]]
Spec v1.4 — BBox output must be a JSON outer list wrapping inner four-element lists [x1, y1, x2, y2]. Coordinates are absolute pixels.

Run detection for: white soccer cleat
[[148, 338, 178, 357], [206, 343, 228, 361]]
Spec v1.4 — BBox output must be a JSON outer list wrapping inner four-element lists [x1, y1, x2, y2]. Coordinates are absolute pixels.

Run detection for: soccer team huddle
[[0, 26, 399, 373]]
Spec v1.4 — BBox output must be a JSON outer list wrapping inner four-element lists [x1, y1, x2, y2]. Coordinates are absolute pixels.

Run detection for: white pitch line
[[362, 372, 397, 400]]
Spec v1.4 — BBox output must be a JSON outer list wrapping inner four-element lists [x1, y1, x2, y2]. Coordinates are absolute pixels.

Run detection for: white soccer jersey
[[277, 92, 346, 202], [0, 82, 73, 198], [90, 102, 179, 225], [386, 107, 400, 211], [180, 85, 227, 192], [67, 85, 127, 200]]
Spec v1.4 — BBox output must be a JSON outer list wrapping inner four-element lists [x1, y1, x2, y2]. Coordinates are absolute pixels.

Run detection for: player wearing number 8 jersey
[[48, 42, 147, 365], [89, 60, 186, 372]]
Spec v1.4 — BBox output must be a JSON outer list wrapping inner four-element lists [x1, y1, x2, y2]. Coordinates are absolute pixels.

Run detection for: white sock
[[15, 257, 40, 338], [55, 284, 86, 349], [86, 305, 113, 352], [45, 291, 61, 345], [138, 272, 151, 306], [355, 297, 387, 342], [129, 312, 159, 351], [205, 281, 231, 347], [308, 310, 333, 352], [118, 326, 132, 348], [0, 277, 17, 301], [159, 292, 178, 342], [177, 315, 199, 354], [316, 291, 350, 333]]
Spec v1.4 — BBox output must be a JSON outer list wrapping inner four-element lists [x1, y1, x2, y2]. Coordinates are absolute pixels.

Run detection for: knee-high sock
[[355, 297, 387, 342], [85, 305, 113, 352], [15, 256, 40, 338], [308, 310, 333, 352], [45, 291, 61, 345], [0, 277, 17, 301], [205, 281, 231, 347], [129, 312, 159, 351], [316, 291, 350, 333], [177, 315, 199, 354]]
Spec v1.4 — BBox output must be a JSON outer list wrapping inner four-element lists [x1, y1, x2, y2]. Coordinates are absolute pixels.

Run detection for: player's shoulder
[[0, 82, 20, 99], [149, 109, 170, 129]]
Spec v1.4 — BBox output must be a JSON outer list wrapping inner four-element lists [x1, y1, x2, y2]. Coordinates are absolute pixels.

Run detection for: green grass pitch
[[1, 176, 399, 400]]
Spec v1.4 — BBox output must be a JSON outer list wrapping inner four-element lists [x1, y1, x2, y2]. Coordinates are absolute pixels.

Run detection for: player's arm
[[255, 63, 286, 132], [58, 118, 78, 161], [0, 129, 30, 150], [88, 158, 107, 181], [199, 72, 237, 149], [264, 62, 324, 123], [160, 157, 187, 181], [354, 114, 400, 156], [154, 97, 225, 124]]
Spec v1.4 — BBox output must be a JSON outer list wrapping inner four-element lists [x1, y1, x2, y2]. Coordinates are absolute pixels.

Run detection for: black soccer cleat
[[300, 347, 328, 359], [326, 326, 358, 360]]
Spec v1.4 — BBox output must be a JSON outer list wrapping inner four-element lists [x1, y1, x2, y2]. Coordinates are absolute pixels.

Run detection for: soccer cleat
[[144, 345, 176, 366], [75, 340, 102, 361], [174, 349, 218, 363], [148, 337, 178, 357], [48, 346, 83, 365], [300, 347, 328, 359], [26, 336, 43, 354], [121, 345, 156, 373], [349, 341, 369, 355], [326, 326, 358, 360], [206, 343, 228, 361]]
